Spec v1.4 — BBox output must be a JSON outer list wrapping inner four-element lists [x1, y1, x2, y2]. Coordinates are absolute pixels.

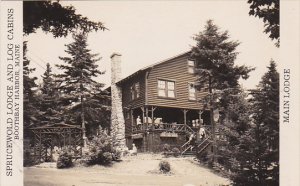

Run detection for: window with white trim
[[158, 80, 175, 98], [188, 60, 195, 74], [188, 83, 196, 100]]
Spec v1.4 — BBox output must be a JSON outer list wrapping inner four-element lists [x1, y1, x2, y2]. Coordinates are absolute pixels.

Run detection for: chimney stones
[[110, 53, 126, 150]]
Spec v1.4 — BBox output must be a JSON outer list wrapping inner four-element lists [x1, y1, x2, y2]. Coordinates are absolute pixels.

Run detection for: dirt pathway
[[24, 154, 230, 186]]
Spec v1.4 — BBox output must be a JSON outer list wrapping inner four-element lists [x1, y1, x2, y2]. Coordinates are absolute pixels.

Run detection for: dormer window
[[188, 60, 195, 74]]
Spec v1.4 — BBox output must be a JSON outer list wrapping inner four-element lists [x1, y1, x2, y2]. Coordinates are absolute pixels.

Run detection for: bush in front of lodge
[[57, 151, 73, 169], [171, 147, 180, 157], [162, 144, 181, 157], [159, 160, 171, 173], [83, 129, 121, 166]]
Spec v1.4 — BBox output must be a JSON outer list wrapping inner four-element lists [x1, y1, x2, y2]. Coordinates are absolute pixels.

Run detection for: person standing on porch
[[136, 115, 142, 130]]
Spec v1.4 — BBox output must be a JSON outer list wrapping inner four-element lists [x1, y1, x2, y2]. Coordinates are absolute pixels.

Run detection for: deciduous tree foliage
[[248, 0, 279, 46], [232, 60, 279, 186], [23, 1, 106, 37]]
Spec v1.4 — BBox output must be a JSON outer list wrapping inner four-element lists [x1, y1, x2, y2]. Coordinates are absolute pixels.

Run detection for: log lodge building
[[110, 51, 212, 153]]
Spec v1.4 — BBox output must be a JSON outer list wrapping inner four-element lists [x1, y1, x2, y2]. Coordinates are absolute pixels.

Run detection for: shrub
[[159, 160, 171, 173], [172, 147, 180, 157], [111, 148, 122, 160], [24, 150, 36, 167], [84, 130, 121, 166], [101, 152, 113, 164], [57, 151, 73, 169], [122, 148, 130, 156], [162, 144, 170, 152], [196, 150, 209, 162]]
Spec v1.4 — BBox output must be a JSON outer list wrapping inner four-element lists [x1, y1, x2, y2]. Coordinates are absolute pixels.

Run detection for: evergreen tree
[[66, 93, 111, 136], [23, 41, 38, 101], [56, 32, 105, 137], [38, 63, 63, 125], [23, 41, 39, 129], [191, 20, 254, 91], [232, 60, 279, 186], [41, 63, 56, 96], [216, 88, 252, 172], [191, 20, 254, 164]]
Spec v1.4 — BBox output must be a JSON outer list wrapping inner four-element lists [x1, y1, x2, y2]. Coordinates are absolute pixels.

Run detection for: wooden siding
[[120, 73, 146, 137], [120, 72, 146, 109], [146, 54, 208, 109]]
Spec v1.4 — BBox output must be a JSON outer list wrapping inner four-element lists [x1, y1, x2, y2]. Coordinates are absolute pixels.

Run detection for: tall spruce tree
[[232, 60, 279, 186], [38, 63, 63, 125], [23, 41, 40, 130], [191, 20, 254, 164], [41, 63, 56, 96], [56, 32, 104, 139], [24, 41, 38, 101], [216, 88, 252, 172], [191, 20, 254, 91]]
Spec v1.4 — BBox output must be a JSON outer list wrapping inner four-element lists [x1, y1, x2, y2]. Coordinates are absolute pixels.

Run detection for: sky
[[25, 1, 279, 90]]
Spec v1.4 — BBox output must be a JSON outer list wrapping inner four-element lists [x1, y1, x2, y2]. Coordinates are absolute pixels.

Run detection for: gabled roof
[[116, 51, 191, 85]]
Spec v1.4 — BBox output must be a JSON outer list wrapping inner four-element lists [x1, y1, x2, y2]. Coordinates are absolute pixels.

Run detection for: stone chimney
[[110, 53, 126, 150]]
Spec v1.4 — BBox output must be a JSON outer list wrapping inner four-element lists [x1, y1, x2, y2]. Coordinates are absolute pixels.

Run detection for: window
[[131, 82, 140, 100], [188, 83, 196, 100], [126, 111, 130, 119], [135, 83, 140, 98], [130, 86, 134, 100], [158, 80, 165, 97], [158, 80, 175, 98], [187, 60, 195, 74]]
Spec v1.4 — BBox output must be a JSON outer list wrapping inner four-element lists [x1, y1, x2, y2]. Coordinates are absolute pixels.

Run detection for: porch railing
[[132, 123, 187, 134], [132, 123, 214, 134], [180, 124, 212, 155]]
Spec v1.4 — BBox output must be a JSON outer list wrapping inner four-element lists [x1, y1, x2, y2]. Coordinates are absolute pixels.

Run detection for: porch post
[[183, 109, 188, 125], [183, 109, 188, 131], [198, 110, 203, 139], [145, 106, 149, 125], [141, 107, 145, 126], [151, 106, 157, 129], [146, 107, 150, 132], [198, 110, 203, 127], [130, 109, 134, 130], [151, 106, 154, 123]]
